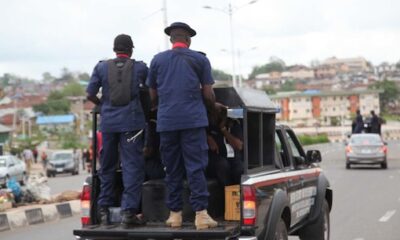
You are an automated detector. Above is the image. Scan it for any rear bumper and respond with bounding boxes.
[74,222,240,240]
[347,156,386,164]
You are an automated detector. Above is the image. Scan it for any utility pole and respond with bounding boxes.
[162,0,169,50]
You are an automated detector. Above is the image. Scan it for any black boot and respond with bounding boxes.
[98,207,110,226]
[121,210,146,228]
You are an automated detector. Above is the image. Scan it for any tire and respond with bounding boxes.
[274,218,288,240]
[299,200,330,240]
[47,171,51,178]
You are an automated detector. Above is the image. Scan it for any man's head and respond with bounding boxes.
[113,34,134,56]
[164,22,196,46]
[356,109,360,115]
[371,110,375,115]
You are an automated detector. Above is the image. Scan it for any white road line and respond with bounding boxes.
[389,175,394,179]
[379,210,396,222]
[353,238,365,240]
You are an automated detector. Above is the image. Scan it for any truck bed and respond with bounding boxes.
[74,221,240,240]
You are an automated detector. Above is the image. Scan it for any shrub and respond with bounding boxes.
[297,134,330,146]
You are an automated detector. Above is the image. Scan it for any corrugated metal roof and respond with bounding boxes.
[36,115,75,125]
[0,124,12,133]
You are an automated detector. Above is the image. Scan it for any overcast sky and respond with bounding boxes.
[1,0,399,80]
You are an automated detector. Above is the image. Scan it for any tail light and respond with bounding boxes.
[242,185,256,226]
[379,146,388,154]
[345,146,352,153]
[81,184,91,226]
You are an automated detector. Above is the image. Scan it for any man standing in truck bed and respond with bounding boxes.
[146,22,217,230]
[86,34,148,228]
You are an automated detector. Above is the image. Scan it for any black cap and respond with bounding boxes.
[113,34,134,52]
[164,22,196,37]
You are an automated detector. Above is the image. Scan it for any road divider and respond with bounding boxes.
[0,200,80,232]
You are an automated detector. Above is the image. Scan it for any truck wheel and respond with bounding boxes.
[274,218,288,240]
[299,200,330,240]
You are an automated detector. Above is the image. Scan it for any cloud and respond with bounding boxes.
[0,0,399,79]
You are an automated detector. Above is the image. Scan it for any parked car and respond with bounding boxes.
[0,155,27,187]
[47,150,79,177]
[345,133,388,169]
[74,87,332,240]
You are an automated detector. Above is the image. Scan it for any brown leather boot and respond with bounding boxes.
[165,211,182,228]
[195,210,218,230]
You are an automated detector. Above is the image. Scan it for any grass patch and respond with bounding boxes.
[298,134,330,146]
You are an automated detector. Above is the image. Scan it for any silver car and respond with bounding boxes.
[0,155,27,186]
[46,151,79,177]
[345,133,387,169]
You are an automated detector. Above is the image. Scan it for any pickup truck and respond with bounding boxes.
[73,87,332,240]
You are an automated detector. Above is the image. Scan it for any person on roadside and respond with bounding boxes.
[82,148,88,171]
[146,22,217,230]
[22,148,33,175]
[86,34,148,228]
[41,151,48,170]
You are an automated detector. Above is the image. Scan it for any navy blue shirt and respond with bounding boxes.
[87,58,148,133]
[146,47,214,132]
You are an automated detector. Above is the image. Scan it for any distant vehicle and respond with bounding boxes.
[0,155,27,187]
[47,150,79,177]
[345,134,387,169]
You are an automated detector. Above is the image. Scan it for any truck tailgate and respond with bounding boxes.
[74,222,240,240]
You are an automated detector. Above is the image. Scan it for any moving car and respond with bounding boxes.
[74,87,332,240]
[0,155,27,187]
[345,133,387,169]
[46,150,79,177]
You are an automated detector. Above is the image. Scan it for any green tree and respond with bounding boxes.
[280,80,296,92]
[42,72,55,83]
[58,67,75,82]
[248,60,286,80]
[263,86,276,95]
[369,79,399,112]
[63,82,85,96]
[78,72,90,81]
[211,69,232,81]
[33,90,71,115]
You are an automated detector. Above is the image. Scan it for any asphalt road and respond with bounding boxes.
[2,141,400,240]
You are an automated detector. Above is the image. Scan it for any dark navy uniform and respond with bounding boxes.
[87,57,148,213]
[146,45,214,212]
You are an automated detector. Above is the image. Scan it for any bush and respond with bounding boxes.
[298,134,330,146]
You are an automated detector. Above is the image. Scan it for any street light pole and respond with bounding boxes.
[228,3,237,88]
[203,0,258,88]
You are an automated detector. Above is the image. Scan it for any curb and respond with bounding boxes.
[0,200,80,232]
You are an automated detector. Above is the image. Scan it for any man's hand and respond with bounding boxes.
[207,135,219,154]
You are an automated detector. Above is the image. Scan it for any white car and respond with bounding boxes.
[0,155,27,187]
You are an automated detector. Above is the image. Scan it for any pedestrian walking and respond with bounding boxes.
[146,22,217,230]
[82,148,88,170]
[22,148,33,175]
[86,34,148,228]
[41,151,48,170]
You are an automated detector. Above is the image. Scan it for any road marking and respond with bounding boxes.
[389,175,394,179]
[379,210,396,222]
[353,238,365,240]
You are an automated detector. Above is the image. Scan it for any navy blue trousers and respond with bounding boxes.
[160,127,209,212]
[97,131,144,213]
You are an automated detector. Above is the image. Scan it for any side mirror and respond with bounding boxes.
[294,156,305,165]
[306,150,322,163]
